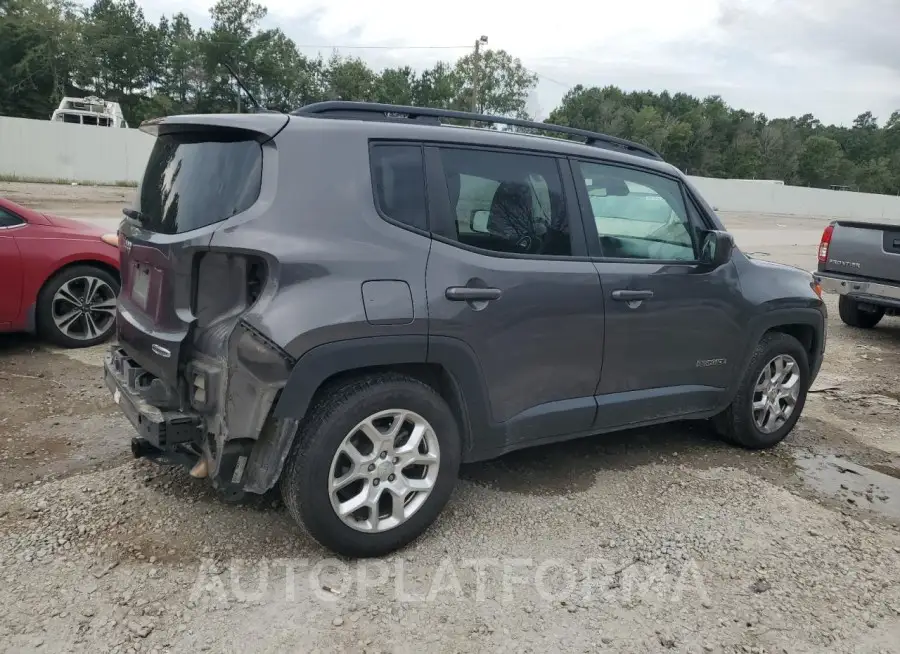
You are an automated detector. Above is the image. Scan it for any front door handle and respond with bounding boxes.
[445,287,502,302]
[611,289,654,301]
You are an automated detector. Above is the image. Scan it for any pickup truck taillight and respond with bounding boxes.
[818,224,834,263]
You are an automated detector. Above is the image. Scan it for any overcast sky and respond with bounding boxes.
[139,0,900,126]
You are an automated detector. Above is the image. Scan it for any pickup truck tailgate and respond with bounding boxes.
[820,221,900,283]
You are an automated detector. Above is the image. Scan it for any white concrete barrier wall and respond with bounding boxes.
[2,116,900,222]
[0,116,154,185]
[688,176,900,223]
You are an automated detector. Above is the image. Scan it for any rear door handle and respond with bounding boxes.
[445,287,502,301]
[611,289,654,301]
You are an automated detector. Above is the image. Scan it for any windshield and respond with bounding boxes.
[133,132,263,234]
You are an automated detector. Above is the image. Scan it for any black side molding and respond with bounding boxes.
[273,335,428,420]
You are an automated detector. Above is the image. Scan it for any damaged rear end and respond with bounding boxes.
[104,112,294,496]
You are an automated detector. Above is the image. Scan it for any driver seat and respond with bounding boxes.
[486,181,534,248]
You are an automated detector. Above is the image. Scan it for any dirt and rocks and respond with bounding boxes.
[1,181,134,223]
[2,182,900,653]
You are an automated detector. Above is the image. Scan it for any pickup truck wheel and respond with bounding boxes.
[713,332,809,449]
[838,296,884,329]
[280,373,461,558]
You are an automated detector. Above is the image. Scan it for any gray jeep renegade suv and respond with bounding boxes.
[105,101,826,557]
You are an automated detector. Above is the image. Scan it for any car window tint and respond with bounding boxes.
[439,148,571,257]
[370,144,428,231]
[0,208,24,227]
[133,132,263,235]
[577,161,696,261]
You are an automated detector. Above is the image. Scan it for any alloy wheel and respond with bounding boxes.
[328,409,441,533]
[752,354,801,434]
[51,276,117,341]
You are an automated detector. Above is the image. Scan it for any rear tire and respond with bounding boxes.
[838,296,884,329]
[37,265,119,348]
[713,332,809,449]
[280,373,461,558]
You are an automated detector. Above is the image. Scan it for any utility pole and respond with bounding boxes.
[471,35,488,122]
[235,63,241,113]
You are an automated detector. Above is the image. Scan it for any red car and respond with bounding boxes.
[0,197,120,348]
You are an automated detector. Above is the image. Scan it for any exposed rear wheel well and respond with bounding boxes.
[305,363,471,452]
[764,323,816,362]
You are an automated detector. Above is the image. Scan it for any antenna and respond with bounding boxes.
[222,62,262,113]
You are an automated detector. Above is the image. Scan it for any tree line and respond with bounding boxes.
[3,0,900,193]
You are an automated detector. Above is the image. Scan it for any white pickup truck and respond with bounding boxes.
[814,220,900,328]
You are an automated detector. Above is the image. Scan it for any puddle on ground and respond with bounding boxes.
[793,453,900,520]
[868,463,900,480]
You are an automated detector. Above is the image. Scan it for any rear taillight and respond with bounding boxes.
[191,370,208,407]
[818,224,834,263]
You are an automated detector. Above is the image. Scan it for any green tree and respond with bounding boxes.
[0,0,83,119]
[660,119,694,170]
[798,136,844,187]
[374,67,417,105]
[759,121,801,182]
[76,0,152,104]
[198,0,267,113]
[246,30,322,111]
[453,48,537,118]
[546,86,635,140]
[325,53,376,101]
[413,62,459,109]
[855,157,895,194]
[158,13,200,112]
[630,106,667,152]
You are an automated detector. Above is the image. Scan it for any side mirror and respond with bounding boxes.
[470,209,490,233]
[700,230,734,268]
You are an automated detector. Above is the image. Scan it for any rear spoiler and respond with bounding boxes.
[139,113,290,140]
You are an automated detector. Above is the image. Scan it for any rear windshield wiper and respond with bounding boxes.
[122,207,148,223]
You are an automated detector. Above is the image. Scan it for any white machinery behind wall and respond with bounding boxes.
[50,96,128,128]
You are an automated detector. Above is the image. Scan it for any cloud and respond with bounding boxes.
[716,0,900,72]
[706,0,900,123]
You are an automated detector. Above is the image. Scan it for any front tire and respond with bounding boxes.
[37,265,119,348]
[280,373,461,558]
[714,332,809,449]
[838,296,884,329]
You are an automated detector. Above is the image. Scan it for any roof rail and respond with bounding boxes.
[291,101,663,160]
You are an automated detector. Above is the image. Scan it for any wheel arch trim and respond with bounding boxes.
[727,307,825,403]
[271,334,494,452]
[273,335,430,420]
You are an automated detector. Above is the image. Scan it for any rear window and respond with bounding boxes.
[134,132,263,234]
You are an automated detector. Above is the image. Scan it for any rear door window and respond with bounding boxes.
[133,132,263,234]
[437,147,572,257]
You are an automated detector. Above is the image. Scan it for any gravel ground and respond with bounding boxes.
[2,182,900,654]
